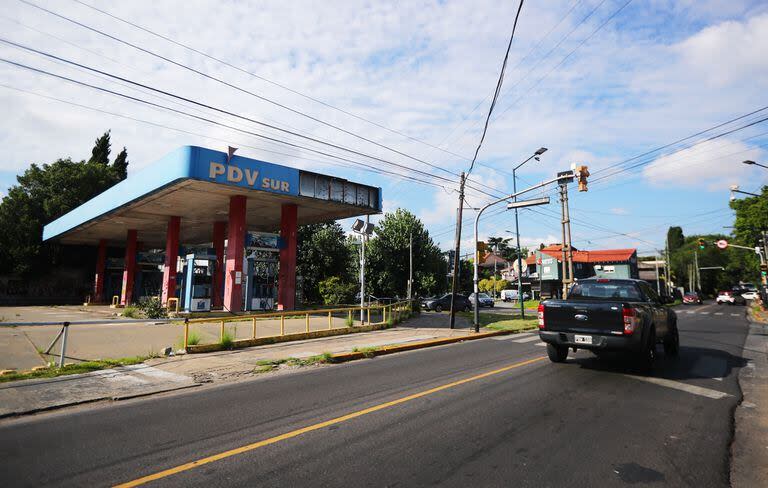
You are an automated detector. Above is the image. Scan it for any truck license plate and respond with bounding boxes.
[575,335,592,345]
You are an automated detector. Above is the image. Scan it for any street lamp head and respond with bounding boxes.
[730,184,739,191]
[535,147,548,156]
[742,160,756,165]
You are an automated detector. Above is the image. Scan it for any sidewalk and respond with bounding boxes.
[731,306,768,487]
[0,313,498,417]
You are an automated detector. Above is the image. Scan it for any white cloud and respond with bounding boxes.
[642,137,764,189]
[674,13,768,88]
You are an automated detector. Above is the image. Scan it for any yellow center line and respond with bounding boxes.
[114,355,546,487]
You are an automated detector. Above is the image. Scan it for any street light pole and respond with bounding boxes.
[473,173,563,331]
[743,160,768,170]
[512,147,547,318]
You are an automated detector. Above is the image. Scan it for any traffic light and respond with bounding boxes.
[575,165,590,192]
[477,242,488,264]
[698,238,706,250]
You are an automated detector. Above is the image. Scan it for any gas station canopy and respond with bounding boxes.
[43,146,382,247]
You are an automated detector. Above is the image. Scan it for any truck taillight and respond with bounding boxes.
[538,303,545,329]
[622,306,638,335]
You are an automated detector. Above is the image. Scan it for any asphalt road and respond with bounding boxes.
[0,302,749,487]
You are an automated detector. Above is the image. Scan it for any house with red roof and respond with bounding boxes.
[532,244,638,298]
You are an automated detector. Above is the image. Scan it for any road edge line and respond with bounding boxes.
[330,327,539,362]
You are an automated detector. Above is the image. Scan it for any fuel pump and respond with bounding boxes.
[133,251,164,301]
[243,232,280,311]
[180,250,216,312]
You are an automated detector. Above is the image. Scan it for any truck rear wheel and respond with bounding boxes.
[639,327,657,372]
[663,324,680,356]
[546,344,568,363]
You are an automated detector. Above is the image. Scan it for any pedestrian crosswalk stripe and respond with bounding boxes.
[686,311,695,314]
[513,335,542,343]
[714,312,723,316]
[700,312,709,315]
[535,342,547,347]
[730,313,740,317]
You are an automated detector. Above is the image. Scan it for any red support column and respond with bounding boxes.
[93,239,107,303]
[278,203,298,311]
[121,229,138,306]
[212,221,226,309]
[223,196,247,312]
[161,216,181,305]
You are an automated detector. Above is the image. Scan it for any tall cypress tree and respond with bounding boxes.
[89,130,111,166]
[112,147,129,181]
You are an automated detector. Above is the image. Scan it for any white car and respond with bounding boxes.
[716,291,736,304]
[741,291,759,301]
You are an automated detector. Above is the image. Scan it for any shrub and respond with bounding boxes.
[187,332,201,345]
[318,276,356,305]
[122,306,140,318]
[220,332,234,349]
[137,296,168,319]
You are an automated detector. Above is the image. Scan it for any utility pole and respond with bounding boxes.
[492,244,498,300]
[694,250,700,291]
[654,256,660,295]
[449,172,466,329]
[665,238,672,296]
[408,230,413,300]
[559,182,574,298]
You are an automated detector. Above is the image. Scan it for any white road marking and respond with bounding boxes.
[491,332,534,341]
[685,311,695,314]
[731,313,740,317]
[535,342,547,347]
[512,335,542,344]
[123,364,191,382]
[714,312,723,316]
[622,375,730,399]
[699,312,710,315]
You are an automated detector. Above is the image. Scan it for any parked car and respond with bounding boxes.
[421,293,472,312]
[716,290,746,305]
[468,292,495,308]
[741,290,759,301]
[500,289,530,302]
[682,292,702,305]
[537,278,678,367]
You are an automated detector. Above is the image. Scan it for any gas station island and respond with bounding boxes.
[42,146,381,313]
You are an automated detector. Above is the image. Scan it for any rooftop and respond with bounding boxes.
[42,146,381,247]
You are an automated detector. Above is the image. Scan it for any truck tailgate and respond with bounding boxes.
[543,300,625,334]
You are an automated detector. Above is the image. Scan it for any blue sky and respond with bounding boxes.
[1,0,767,257]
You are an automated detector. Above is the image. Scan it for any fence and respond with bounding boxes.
[182,300,414,350]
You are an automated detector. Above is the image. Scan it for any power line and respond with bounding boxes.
[0,40,473,189]
[0,56,462,192]
[67,0,488,168]
[19,0,473,183]
[0,82,451,190]
[466,0,525,176]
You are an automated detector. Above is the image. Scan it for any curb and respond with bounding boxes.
[329,327,539,363]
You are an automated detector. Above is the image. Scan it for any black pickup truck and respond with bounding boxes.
[538,278,679,367]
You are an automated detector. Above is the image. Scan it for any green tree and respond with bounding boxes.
[0,135,127,275]
[667,226,685,252]
[318,276,356,305]
[296,222,355,304]
[365,209,447,298]
[89,130,111,165]
[730,185,768,249]
[112,147,129,181]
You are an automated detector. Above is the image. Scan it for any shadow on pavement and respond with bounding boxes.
[398,312,473,329]
[568,345,748,380]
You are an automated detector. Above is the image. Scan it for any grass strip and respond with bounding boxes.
[0,356,151,384]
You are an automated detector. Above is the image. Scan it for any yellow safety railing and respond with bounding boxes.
[181,300,414,349]
[166,297,180,313]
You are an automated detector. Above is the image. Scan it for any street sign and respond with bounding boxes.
[716,239,728,249]
[507,196,550,210]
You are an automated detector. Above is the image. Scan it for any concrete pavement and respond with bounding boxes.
[0,304,751,487]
